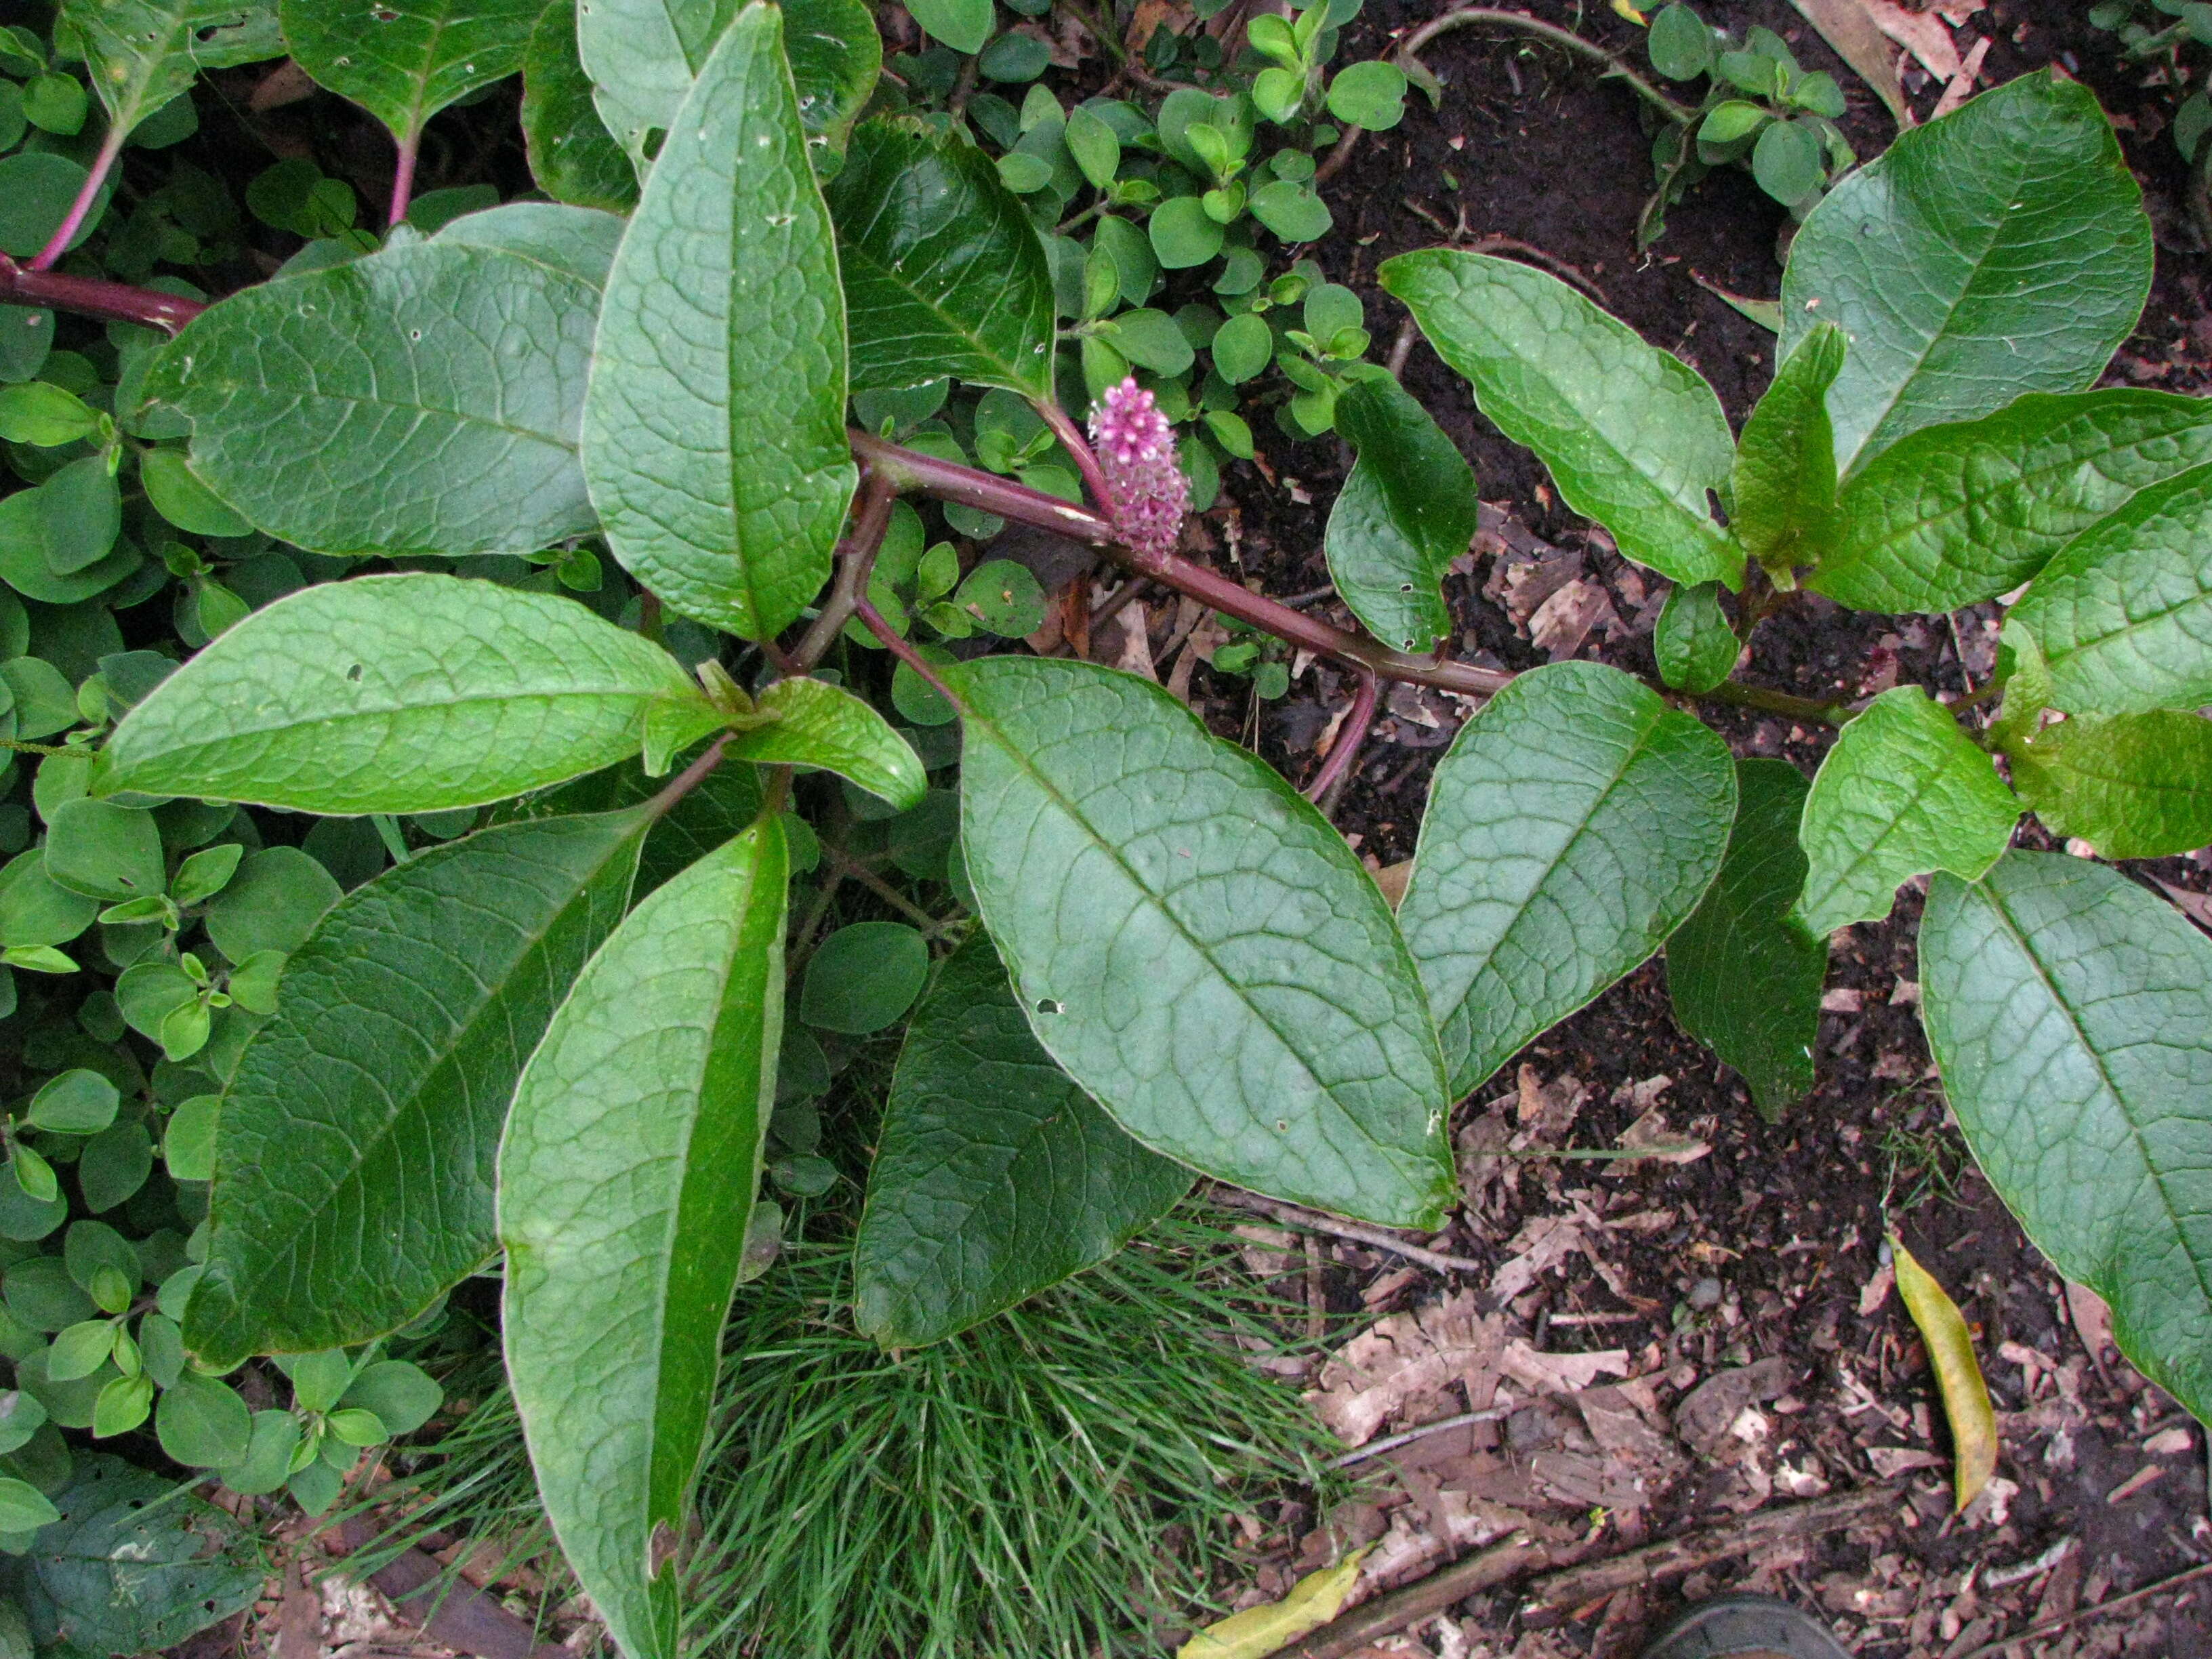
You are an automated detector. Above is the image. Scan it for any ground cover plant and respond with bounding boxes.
[1,0,2211,1654]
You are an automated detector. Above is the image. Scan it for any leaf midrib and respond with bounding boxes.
[1832,106,2053,476]
[1435,696,1677,1089]
[202,817,647,1354]
[968,700,1437,1171]
[1981,876,2212,1324]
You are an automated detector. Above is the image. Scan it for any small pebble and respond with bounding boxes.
[1689,1276,1725,1311]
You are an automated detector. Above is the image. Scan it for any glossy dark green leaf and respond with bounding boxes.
[581,4,855,640]
[724,676,924,811]
[1398,661,1736,1099]
[1667,759,1824,1117]
[1654,580,1738,694]
[854,930,1190,1347]
[142,239,601,557]
[2009,710,2212,859]
[1814,391,2212,614]
[280,0,539,145]
[1381,249,1739,588]
[1324,374,1478,655]
[1780,73,2152,474]
[1921,852,2212,1423]
[65,0,283,141]
[951,656,1454,1227]
[1793,686,2019,936]
[826,120,1056,398]
[2007,464,2212,717]
[523,0,638,211]
[578,0,878,168]
[182,806,652,1366]
[1732,322,1842,574]
[501,817,786,1659]
[96,574,710,813]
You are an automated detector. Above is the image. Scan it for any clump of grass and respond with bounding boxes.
[367,1211,1338,1659]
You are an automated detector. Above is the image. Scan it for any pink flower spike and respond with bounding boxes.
[1086,376,1189,558]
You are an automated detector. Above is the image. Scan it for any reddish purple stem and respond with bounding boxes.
[388,136,420,230]
[855,596,964,712]
[1303,670,1379,806]
[28,125,125,272]
[0,255,206,334]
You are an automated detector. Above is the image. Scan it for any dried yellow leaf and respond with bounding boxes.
[1611,0,1650,21]
[1891,1235,1997,1511]
[1178,1549,1368,1659]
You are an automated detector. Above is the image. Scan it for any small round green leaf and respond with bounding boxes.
[1148,195,1225,269]
[27,1069,119,1134]
[1752,117,1825,205]
[339,1359,442,1437]
[203,846,340,962]
[1647,3,1715,80]
[800,921,929,1034]
[43,799,165,903]
[1325,60,1406,130]
[139,451,252,538]
[155,1372,252,1468]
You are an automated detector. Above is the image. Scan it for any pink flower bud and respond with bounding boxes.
[1086,376,1189,558]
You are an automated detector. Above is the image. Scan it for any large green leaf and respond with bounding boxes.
[2007,464,2212,718]
[1324,374,1479,654]
[1921,852,2212,1422]
[1780,73,2151,476]
[726,676,924,811]
[1793,686,2018,936]
[1379,249,1739,589]
[2009,710,2212,860]
[18,1456,263,1654]
[581,4,856,642]
[426,199,624,289]
[1666,758,1825,1118]
[523,0,638,212]
[180,807,653,1368]
[141,239,601,557]
[1397,661,1736,1100]
[1814,392,2212,614]
[1731,323,1843,575]
[501,817,786,1659]
[853,930,1191,1348]
[577,0,878,169]
[824,120,1056,399]
[279,0,539,147]
[63,0,283,140]
[950,657,1454,1227]
[95,573,712,813]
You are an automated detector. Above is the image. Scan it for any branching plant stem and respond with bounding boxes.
[1395,6,1700,126]
[790,467,899,673]
[30,125,127,272]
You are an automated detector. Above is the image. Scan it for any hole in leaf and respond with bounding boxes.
[1036,998,1063,1015]
[346,663,365,681]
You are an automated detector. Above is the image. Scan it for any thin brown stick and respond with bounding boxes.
[1313,123,1364,186]
[1287,1539,1559,1659]
[1208,1187,1487,1274]
[1088,577,1151,632]
[1952,1558,2212,1659]
[855,594,963,710]
[1395,7,1698,125]
[821,844,942,930]
[1330,1406,1513,1469]
[1516,1485,1897,1621]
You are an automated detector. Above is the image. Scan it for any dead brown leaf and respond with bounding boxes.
[1497,1340,1630,1395]
[1309,1292,1509,1447]
[1528,577,1616,661]
[1788,0,1911,124]
[1673,1355,1793,1459]
[1490,1214,1591,1303]
[1853,0,1963,79]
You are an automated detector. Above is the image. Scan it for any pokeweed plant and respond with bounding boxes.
[1,3,2209,1654]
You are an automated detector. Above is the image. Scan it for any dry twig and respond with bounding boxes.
[1208,1187,1488,1274]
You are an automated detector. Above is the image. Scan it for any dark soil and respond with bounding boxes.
[1166,3,2212,1654]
